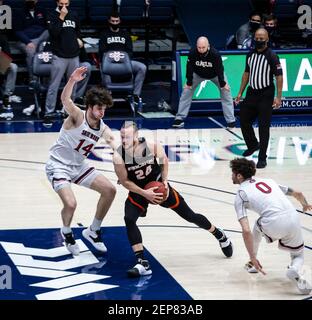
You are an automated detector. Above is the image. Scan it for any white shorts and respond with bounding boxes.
[255,212,304,253]
[45,158,101,192]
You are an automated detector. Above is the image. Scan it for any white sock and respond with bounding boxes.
[290,251,304,274]
[62,226,72,235]
[91,218,102,232]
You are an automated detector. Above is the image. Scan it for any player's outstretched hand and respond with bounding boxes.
[303,204,312,212]
[70,66,88,83]
[251,257,266,275]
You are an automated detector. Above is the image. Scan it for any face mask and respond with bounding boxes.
[265,26,275,35]
[249,21,260,32]
[109,22,120,31]
[254,40,267,49]
[26,1,35,10]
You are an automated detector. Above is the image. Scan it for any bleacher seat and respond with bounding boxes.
[101,51,136,116]
[88,0,114,24]
[120,0,144,24]
[149,0,175,24]
[272,0,303,45]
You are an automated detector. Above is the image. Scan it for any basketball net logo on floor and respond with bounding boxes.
[0,239,118,300]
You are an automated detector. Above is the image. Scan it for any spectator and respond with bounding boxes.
[14,0,49,84]
[99,11,147,103]
[172,36,236,129]
[236,12,262,49]
[0,34,20,121]
[75,41,92,105]
[44,0,81,122]
[264,14,281,48]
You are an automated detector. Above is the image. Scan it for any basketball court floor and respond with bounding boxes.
[0,115,311,300]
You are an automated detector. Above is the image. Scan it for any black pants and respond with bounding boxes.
[240,86,275,160]
[124,185,212,246]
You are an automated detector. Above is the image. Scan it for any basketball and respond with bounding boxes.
[144,181,167,204]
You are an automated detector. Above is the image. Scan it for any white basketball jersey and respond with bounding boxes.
[49,112,107,166]
[235,177,295,221]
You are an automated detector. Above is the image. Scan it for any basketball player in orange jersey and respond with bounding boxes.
[45,66,116,256]
[231,158,312,294]
[113,121,233,277]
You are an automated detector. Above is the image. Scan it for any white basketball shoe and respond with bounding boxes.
[82,227,107,253]
[60,230,80,256]
[127,259,152,278]
[244,261,259,273]
[287,266,312,295]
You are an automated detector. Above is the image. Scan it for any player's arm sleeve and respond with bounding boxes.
[234,190,248,220]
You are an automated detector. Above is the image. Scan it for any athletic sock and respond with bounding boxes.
[62,226,72,235]
[135,250,145,262]
[91,217,103,232]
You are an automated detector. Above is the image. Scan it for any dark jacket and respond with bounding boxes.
[0,34,11,56]
[99,28,133,59]
[47,9,80,58]
[186,47,226,87]
[14,5,47,45]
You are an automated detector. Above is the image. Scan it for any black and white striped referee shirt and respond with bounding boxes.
[245,47,283,90]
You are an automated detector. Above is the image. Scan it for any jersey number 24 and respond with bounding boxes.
[135,165,152,180]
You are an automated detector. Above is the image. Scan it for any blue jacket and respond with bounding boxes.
[14,5,47,45]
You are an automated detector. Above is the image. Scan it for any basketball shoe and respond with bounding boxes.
[82,227,107,253]
[61,230,80,256]
[286,266,312,295]
[218,229,233,258]
[244,261,259,273]
[127,259,152,277]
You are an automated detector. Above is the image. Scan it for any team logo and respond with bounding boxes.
[109,51,125,62]
[38,52,53,63]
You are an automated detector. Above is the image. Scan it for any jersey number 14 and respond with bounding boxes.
[74,139,94,156]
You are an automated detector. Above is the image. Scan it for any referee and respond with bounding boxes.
[235,28,283,169]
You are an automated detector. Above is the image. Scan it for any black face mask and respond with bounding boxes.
[265,26,275,35]
[109,22,120,31]
[199,50,209,57]
[249,21,261,32]
[254,40,267,50]
[26,1,36,10]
